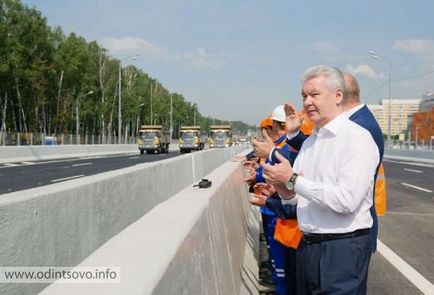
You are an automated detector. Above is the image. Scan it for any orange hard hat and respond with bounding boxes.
[259,116,273,128]
[299,112,314,135]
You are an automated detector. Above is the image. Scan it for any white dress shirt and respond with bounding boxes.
[286,112,379,234]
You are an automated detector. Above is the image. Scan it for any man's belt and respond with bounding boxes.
[302,228,370,244]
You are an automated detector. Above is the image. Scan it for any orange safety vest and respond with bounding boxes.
[375,163,387,216]
[273,135,302,249]
[274,219,302,249]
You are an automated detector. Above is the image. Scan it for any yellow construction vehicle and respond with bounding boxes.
[137,125,170,154]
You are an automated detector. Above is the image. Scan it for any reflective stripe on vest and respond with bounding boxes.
[375,163,387,216]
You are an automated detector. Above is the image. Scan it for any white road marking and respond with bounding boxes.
[0,153,136,169]
[21,161,35,165]
[51,175,85,183]
[71,162,92,167]
[404,168,423,173]
[128,157,139,159]
[378,240,434,294]
[401,182,433,193]
[79,155,101,159]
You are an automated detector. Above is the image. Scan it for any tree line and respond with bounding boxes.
[0,0,254,140]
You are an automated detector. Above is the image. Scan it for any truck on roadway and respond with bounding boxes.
[178,126,205,153]
[137,125,170,154]
[208,125,233,148]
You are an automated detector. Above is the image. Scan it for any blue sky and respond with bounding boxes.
[22,0,434,125]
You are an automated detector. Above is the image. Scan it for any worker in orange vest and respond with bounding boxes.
[251,105,299,295]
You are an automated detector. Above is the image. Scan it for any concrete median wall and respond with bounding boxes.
[0,146,247,295]
[384,148,434,164]
[40,155,260,295]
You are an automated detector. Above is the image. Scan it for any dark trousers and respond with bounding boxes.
[296,233,371,295]
[283,246,297,295]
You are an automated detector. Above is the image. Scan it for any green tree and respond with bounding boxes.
[0,0,253,142]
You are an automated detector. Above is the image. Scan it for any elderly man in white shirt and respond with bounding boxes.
[263,65,379,295]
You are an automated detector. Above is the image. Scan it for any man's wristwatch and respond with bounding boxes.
[286,173,298,190]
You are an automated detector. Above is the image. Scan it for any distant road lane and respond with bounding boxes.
[368,159,434,294]
[0,152,181,195]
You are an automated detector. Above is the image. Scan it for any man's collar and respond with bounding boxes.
[313,112,348,136]
[345,103,364,117]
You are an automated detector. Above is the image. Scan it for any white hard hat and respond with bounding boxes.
[271,105,285,122]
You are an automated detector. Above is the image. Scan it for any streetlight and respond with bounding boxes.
[119,52,140,144]
[170,93,173,140]
[76,90,94,144]
[150,83,153,124]
[369,50,392,147]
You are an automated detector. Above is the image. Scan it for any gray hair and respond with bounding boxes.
[301,65,345,92]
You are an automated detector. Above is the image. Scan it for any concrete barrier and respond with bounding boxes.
[40,155,260,295]
[190,146,240,182]
[0,145,138,164]
[0,146,248,295]
[384,148,434,164]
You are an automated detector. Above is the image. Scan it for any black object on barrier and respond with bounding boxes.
[193,179,212,189]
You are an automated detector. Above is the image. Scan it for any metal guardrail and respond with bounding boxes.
[0,132,136,146]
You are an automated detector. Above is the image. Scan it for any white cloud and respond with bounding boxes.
[345,64,384,80]
[101,37,225,71]
[101,37,181,62]
[313,41,339,54]
[185,48,226,71]
[393,39,434,54]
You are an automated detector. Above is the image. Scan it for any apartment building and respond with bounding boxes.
[367,99,422,136]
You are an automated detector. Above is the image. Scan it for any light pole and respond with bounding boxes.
[150,84,153,124]
[136,103,145,137]
[369,50,392,147]
[119,52,140,144]
[170,93,173,140]
[76,90,94,144]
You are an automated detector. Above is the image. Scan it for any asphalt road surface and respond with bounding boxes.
[368,158,434,294]
[0,151,181,195]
